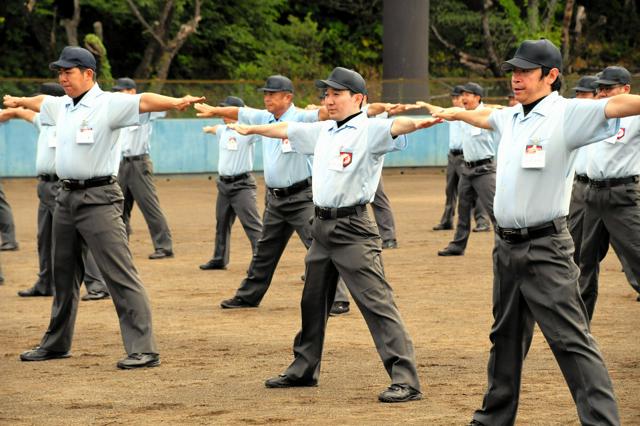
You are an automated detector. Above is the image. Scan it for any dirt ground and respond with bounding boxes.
[0,169,638,425]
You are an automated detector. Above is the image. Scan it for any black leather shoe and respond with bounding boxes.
[330,301,350,316]
[473,224,491,232]
[438,247,464,256]
[220,296,256,309]
[199,259,226,270]
[81,290,110,301]
[18,286,52,297]
[20,347,71,362]
[148,249,174,260]
[0,241,19,251]
[265,374,317,388]
[432,223,453,231]
[382,239,398,249]
[468,420,485,426]
[378,384,422,403]
[637,295,640,302]
[117,353,160,369]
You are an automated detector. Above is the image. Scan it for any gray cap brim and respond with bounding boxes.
[572,86,595,92]
[315,79,350,91]
[111,85,128,91]
[593,78,620,86]
[49,60,78,70]
[257,87,292,93]
[501,57,541,72]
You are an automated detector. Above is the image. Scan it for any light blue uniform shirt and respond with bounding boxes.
[287,112,407,208]
[216,125,259,176]
[488,91,618,228]
[448,121,463,150]
[586,115,640,179]
[573,146,589,176]
[120,111,165,157]
[40,84,141,180]
[32,114,57,175]
[238,104,318,188]
[460,106,497,162]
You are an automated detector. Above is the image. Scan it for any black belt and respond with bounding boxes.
[449,149,463,156]
[589,175,638,188]
[575,174,589,183]
[496,218,563,244]
[61,176,116,191]
[122,154,149,162]
[38,173,59,182]
[268,178,311,198]
[315,204,367,220]
[219,172,250,184]
[465,157,493,168]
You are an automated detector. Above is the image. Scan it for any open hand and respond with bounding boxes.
[176,95,206,111]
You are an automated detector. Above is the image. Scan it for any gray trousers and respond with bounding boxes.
[568,177,589,264]
[34,180,107,295]
[437,152,490,228]
[473,221,619,426]
[0,181,17,244]
[446,162,496,252]
[282,209,420,390]
[234,185,349,305]
[39,183,157,355]
[118,155,172,252]
[212,174,263,266]
[579,180,640,320]
[371,178,396,242]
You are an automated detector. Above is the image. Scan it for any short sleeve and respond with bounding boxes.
[32,113,42,131]
[564,98,619,150]
[287,122,324,155]
[368,118,407,155]
[39,95,64,126]
[238,107,269,125]
[297,108,320,123]
[107,93,141,129]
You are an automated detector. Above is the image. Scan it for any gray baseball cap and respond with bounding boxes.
[461,82,484,97]
[572,76,598,93]
[258,75,294,93]
[594,66,631,86]
[111,77,137,91]
[49,46,97,71]
[218,96,245,107]
[450,85,465,96]
[501,39,562,72]
[316,67,367,94]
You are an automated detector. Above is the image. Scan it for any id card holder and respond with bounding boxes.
[226,137,238,151]
[280,138,292,153]
[521,144,545,169]
[76,120,94,144]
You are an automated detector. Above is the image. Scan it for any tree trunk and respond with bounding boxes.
[61,0,81,46]
[481,0,503,77]
[528,0,539,33]
[561,0,575,73]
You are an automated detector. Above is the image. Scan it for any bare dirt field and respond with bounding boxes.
[0,169,638,425]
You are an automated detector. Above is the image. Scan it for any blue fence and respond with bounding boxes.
[0,117,450,177]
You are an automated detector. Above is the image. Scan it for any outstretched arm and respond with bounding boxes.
[605,94,640,119]
[3,94,47,112]
[194,103,240,120]
[0,107,37,123]
[390,117,443,137]
[139,93,205,113]
[227,122,289,139]
[432,107,493,130]
[203,124,220,135]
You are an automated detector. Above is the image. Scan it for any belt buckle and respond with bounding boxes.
[499,228,519,243]
[273,188,285,197]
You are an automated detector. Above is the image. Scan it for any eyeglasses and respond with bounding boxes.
[596,85,624,94]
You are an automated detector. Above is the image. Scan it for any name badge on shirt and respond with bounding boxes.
[226,137,238,151]
[76,120,94,144]
[521,143,545,169]
[604,127,626,144]
[329,149,353,171]
[280,138,292,153]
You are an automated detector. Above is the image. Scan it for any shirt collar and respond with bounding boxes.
[268,103,296,123]
[513,91,559,120]
[64,83,103,109]
[328,110,367,132]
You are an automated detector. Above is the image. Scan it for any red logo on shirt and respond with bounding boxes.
[616,128,626,140]
[340,151,353,167]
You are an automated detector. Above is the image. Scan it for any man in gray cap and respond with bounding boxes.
[0,83,109,300]
[4,46,203,368]
[228,66,442,403]
[420,87,490,232]
[194,75,351,315]
[579,65,640,318]
[112,77,174,260]
[199,95,262,270]
[438,82,496,256]
[433,39,640,425]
